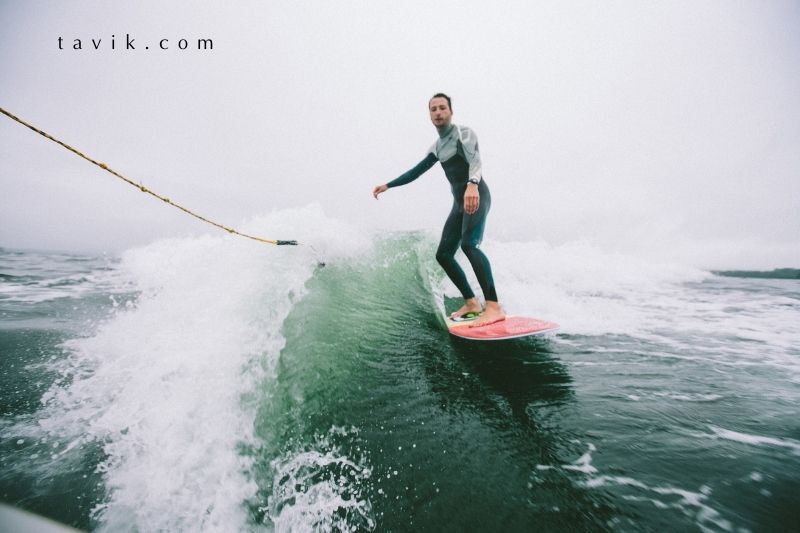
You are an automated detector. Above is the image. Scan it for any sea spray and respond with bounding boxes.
[11,206,371,531]
[2,211,797,531]
[267,427,375,533]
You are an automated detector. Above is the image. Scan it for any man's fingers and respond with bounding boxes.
[373,185,387,199]
[464,188,480,214]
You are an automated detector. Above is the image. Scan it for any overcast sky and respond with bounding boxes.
[1,1,798,269]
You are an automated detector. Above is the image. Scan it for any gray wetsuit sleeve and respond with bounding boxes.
[387,151,438,188]
[458,126,483,183]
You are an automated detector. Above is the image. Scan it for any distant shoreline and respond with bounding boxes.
[713,268,800,280]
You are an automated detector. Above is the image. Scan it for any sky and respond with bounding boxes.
[1,0,799,269]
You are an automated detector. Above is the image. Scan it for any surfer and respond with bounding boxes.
[373,93,505,328]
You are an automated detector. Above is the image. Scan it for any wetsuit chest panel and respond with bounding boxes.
[433,124,485,194]
[387,123,488,202]
[440,153,470,187]
[441,153,490,209]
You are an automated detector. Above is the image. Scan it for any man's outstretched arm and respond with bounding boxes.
[373,152,438,199]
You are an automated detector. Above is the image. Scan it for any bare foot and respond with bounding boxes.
[450,298,482,319]
[469,302,506,328]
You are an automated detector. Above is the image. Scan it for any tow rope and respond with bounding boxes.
[1,106,298,246]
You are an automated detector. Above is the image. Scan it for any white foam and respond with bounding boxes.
[21,205,370,532]
[427,237,800,380]
[654,392,723,403]
[267,427,374,533]
[543,445,736,532]
[467,239,709,336]
[0,257,128,304]
[562,443,598,474]
[619,391,724,403]
[748,471,763,482]
[706,426,800,456]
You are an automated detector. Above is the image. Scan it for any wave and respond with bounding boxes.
[4,205,797,530]
[9,206,369,531]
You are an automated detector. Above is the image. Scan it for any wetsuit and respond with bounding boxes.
[387,123,498,302]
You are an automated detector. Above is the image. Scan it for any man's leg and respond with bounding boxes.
[459,192,505,326]
[436,204,481,318]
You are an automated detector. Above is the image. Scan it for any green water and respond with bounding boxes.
[1,240,798,532]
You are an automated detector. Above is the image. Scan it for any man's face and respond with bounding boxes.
[429,97,452,128]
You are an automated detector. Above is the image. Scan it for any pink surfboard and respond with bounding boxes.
[445,315,559,341]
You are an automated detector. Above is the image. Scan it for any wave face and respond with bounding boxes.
[2,206,370,531]
[2,206,799,532]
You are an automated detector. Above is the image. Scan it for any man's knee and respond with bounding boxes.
[460,242,479,257]
[436,248,453,266]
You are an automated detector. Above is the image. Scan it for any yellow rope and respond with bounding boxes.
[0,106,297,246]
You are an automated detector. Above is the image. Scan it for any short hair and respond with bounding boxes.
[429,93,452,112]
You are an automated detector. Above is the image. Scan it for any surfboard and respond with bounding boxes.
[445,314,559,341]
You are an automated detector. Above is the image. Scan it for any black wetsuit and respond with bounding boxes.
[387,123,498,302]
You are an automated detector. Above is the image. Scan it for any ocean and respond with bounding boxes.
[1,206,798,532]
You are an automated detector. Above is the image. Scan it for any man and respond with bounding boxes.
[373,93,505,328]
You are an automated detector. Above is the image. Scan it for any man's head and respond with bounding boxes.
[429,93,453,130]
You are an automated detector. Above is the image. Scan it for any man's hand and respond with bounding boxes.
[373,184,388,199]
[464,183,480,214]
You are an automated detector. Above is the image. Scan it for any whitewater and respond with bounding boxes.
[1,205,798,532]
